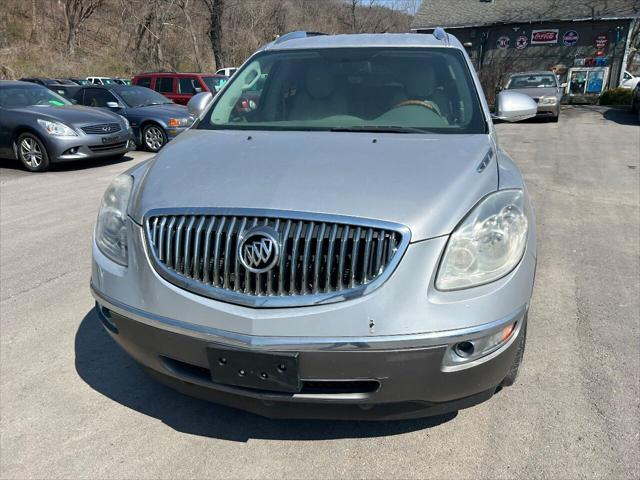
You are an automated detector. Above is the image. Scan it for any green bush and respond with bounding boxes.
[599,88,633,106]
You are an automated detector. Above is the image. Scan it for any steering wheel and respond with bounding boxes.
[394,99,443,117]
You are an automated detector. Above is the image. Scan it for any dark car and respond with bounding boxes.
[19,77,63,87]
[0,81,133,172]
[67,78,92,86]
[132,72,228,105]
[72,85,193,152]
[631,82,640,122]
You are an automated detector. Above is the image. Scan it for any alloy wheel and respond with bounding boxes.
[19,137,43,168]
[144,126,165,151]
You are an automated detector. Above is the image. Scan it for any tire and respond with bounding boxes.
[501,317,527,387]
[16,133,50,172]
[142,124,167,152]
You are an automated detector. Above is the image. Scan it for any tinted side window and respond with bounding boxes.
[178,77,197,94]
[137,77,152,88]
[83,89,117,107]
[155,77,174,93]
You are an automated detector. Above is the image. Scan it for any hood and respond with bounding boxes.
[11,105,123,126]
[507,87,559,98]
[131,130,498,241]
[129,103,188,118]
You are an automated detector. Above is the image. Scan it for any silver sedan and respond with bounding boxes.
[0,81,134,172]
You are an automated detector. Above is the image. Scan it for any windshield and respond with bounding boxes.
[202,76,229,92]
[114,86,173,107]
[198,47,486,134]
[507,74,557,89]
[0,85,71,108]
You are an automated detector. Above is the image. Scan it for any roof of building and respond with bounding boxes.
[262,32,463,51]
[412,0,640,30]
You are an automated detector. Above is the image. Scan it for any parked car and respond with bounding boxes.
[216,67,238,77]
[619,70,639,90]
[72,84,193,152]
[18,77,63,87]
[0,81,133,172]
[131,72,229,105]
[87,76,118,85]
[90,30,538,420]
[46,83,82,101]
[53,78,78,85]
[631,82,640,122]
[114,78,131,85]
[68,77,92,85]
[503,71,562,122]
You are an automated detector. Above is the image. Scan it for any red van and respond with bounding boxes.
[131,73,229,105]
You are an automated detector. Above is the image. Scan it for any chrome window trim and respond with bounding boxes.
[142,207,411,308]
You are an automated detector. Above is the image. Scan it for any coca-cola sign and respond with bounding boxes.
[531,29,559,44]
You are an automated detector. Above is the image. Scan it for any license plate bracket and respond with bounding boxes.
[101,135,120,145]
[207,344,301,393]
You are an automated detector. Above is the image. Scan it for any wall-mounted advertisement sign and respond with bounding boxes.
[497,36,510,49]
[531,29,559,44]
[563,30,579,46]
[515,36,528,49]
[594,33,608,50]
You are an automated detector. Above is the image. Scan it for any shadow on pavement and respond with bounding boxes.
[0,153,137,174]
[74,308,456,442]
[601,107,639,126]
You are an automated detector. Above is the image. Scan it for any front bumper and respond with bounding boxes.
[45,130,134,162]
[93,287,527,420]
[535,103,560,117]
[91,220,535,419]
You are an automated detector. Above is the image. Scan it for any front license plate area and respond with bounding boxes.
[101,135,120,145]
[207,345,301,393]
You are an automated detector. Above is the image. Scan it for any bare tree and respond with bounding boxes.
[62,0,104,54]
[177,0,203,71]
[202,0,224,70]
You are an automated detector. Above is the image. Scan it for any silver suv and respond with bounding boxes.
[91,30,538,420]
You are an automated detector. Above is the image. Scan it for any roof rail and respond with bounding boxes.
[433,27,450,46]
[273,31,327,45]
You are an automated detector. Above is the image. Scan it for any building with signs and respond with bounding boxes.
[411,0,639,99]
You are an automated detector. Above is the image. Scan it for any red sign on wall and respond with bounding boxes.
[531,29,559,44]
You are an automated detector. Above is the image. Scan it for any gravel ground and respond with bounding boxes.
[1,106,638,479]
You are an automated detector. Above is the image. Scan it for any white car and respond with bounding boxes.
[215,67,237,77]
[86,76,118,86]
[619,70,639,90]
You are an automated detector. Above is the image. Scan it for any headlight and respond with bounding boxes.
[119,115,130,129]
[167,117,191,127]
[436,190,529,290]
[37,119,77,136]
[539,97,557,105]
[95,174,133,266]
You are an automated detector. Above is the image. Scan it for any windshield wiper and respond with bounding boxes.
[330,126,428,134]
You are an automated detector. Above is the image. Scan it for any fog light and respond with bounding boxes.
[454,341,475,358]
[444,322,517,368]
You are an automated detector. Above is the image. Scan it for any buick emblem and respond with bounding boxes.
[238,226,280,273]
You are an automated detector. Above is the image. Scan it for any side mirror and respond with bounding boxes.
[194,87,203,94]
[106,101,122,109]
[187,91,213,117]
[492,91,537,123]
[560,82,568,88]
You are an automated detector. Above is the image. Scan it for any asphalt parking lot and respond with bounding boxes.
[1,106,638,479]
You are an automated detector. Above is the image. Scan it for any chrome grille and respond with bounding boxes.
[81,123,121,135]
[145,211,409,307]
